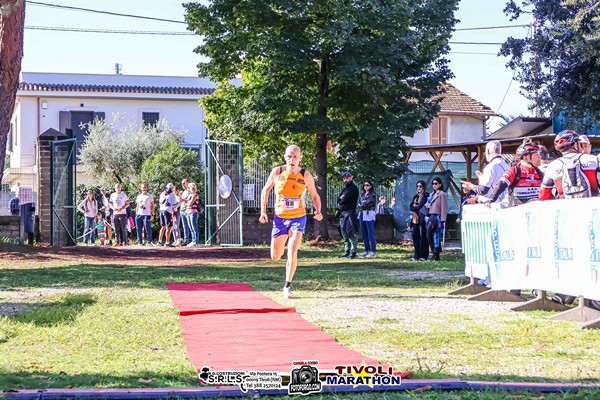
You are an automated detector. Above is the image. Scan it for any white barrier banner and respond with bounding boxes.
[488,199,600,301]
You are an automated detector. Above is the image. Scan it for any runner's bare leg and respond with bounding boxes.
[285,230,303,283]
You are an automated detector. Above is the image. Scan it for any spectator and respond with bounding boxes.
[172,186,182,246]
[538,145,550,174]
[95,213,106,245]
[77,189,99,245]
[337,172,359,259]
[357,180,377,258]
[424,177,448,261]
[463,140,509,205]
[158,183,177,247]
[376,196,388,214]
[185,182,202,247]
[9,193,19,216]
[135,183,154,246]
[578,135,592,155]
[99,187,114,245]
[180,179,191,246]
[480,142,544,206]
[109,183,130,247]
[409,180,429,261]
[540,130,599,201]
[389,197,395,212]
[540,130,600,305]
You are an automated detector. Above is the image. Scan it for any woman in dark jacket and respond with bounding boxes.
[357,180,377,258]
[409,180,429,261]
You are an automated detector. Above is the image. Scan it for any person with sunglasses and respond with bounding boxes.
[409,180,429,261]
[424,178,448,261]
[357,180,377,258]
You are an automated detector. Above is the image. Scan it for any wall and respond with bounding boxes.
[242,214,396,245]
[13,95,207,170]
[406,115,486,163]
[0,216,19,239]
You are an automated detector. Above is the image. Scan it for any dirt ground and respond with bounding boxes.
[0,244,270,266]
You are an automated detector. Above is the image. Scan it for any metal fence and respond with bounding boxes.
[242,160,396,213]
[0,167,38,216]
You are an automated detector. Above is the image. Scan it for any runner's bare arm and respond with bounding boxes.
[259,167,279,224]
[304,171,323,221]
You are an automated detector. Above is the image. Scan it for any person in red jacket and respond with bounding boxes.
[479,142,544,206]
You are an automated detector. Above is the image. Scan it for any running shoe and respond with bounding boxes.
[283,287,295,299]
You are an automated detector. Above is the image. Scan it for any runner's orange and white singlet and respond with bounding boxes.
[275,166,307,219]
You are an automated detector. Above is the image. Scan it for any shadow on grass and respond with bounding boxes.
[0,262,467,292]
[2,368,599,392]
[0,369,198,391]
[13,293,97,327]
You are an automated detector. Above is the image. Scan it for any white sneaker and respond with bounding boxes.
[366,252,375,258]
[283,287,295,299]
[186,242,197,247]
[358,252,369,258]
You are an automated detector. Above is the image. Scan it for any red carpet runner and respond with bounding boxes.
[168,283,411,376]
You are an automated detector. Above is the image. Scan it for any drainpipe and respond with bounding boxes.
[37,97,41,136]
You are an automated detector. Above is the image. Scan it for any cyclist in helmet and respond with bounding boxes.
[539,130,600,200]
[479,141,544,206]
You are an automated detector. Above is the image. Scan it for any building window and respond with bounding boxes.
[142,112,160,126]
[429,117,448,145]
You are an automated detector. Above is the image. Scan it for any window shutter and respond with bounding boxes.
[440,117,448,144]
[430,118,440,145]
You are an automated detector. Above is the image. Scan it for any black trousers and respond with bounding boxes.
[114,214,128,244]
[411,220,429,260]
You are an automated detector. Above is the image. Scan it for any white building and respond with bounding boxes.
[405,83,497,162]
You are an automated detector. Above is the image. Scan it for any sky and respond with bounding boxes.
[21,0,533,132]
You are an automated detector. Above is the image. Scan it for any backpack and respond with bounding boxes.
[560,154,591,199]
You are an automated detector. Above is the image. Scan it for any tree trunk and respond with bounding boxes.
[314,132,328,239]
[0,0,25,187]
[313,57,330,240]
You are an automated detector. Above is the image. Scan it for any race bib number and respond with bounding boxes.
[280,197,300,211]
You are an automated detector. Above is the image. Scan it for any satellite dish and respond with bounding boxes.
[218,175,233,199]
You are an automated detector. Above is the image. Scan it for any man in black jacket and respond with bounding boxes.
[337,172,359,258]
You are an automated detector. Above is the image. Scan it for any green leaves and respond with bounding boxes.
[501,0,600,130]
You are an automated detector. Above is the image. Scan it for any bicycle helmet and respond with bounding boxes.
[554,130,579,151]
[515,142,540,158]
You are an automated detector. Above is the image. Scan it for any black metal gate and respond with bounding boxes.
[50,138,77,246]
[204,140,243,246]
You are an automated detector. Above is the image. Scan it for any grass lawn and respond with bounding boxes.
[1,242,599,399]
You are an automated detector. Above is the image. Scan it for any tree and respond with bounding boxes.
[184,0,458,238]
[140,140,205,202]
[0,0,25,187]
[78,115,185,188]
[501,0,600,130]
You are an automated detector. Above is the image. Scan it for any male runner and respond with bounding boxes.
[259,145,323,299]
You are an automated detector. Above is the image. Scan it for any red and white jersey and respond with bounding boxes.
[539,152,600,200]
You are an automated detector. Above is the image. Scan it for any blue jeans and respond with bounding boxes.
[187,212,199,244]
[83,216,96,244]
[135,215,152,244]
[181,212,191,243]
[359,219,376,253]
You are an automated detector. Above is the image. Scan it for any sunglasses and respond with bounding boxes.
[432,182,440,185]
[416,185,423,188]
[364,184,371,187]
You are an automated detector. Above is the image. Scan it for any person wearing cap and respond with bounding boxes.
[337,171,359,259]
[99,187,113,245]
[259,145,323,299]
[158,183,178,247]
[109,183,130,246]
[578,135,592,155]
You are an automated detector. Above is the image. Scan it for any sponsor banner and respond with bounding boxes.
[487,198,600,300]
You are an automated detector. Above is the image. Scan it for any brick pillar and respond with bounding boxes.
[37,136,53,243]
